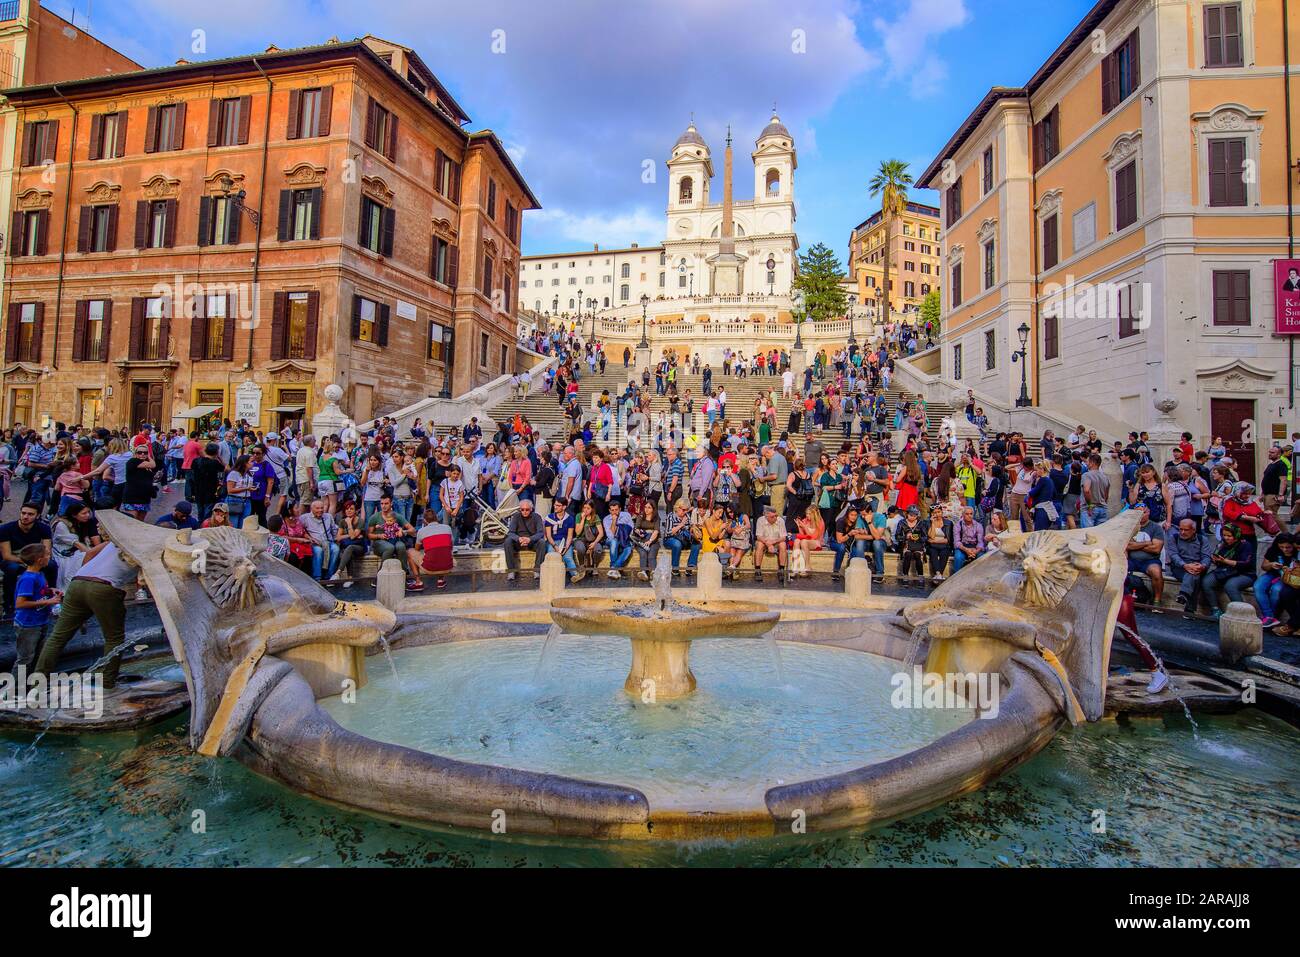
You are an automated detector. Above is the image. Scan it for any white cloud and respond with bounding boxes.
[873,0,970,98]
[529,207,663,252]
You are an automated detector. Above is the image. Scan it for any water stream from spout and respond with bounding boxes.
[532,624,562,685]
[375,634,402,691]
[21,641,137,756]
[765,634,786,688]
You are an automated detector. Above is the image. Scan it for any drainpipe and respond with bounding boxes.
[246,56,272,371]
[1027,96,1040,409]
[50,84,78,373]
[1285,0,1295,409]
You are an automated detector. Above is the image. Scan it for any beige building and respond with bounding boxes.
[848,201,941,319]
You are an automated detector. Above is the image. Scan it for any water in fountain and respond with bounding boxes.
[902,629,926,669]
[532,624,562,684]
[764,634,787,688]
[374,634,402,691]
[21,640,139,756]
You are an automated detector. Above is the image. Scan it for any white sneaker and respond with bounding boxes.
[1146,671,1169,694]
[607,569,620,579]
[507,572,517,582]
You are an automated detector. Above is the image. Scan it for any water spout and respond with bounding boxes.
[652,552,673,618]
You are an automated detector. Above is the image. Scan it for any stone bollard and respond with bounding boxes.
[1219,602,1262,664]
[376,558,406,611]
[844,557,872,606]
[696,551,723,601]
[539,551,567,601]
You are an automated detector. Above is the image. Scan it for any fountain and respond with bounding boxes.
[549,554,777,698]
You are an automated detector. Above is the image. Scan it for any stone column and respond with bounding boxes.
[1102,452,1124,518]
[539,551,567,601]
[790,346,807,379]
[844,557,872,606]
[1219,602,1262,664]
[376,558,406,611]
[696,551,723,601]
[311,383,355,440]
[635,345,652,375]
[1145,395,1182,472]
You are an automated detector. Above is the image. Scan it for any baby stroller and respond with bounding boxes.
[469,483,520,548]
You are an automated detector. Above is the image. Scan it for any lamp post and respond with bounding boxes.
[791,288,805,350]
[638,293,650,349]
[218,174,261,227]
[1012,321,1032,407]
[847,292,858,348]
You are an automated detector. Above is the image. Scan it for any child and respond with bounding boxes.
[14,542,61,674]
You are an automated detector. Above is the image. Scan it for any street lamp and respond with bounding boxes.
[847,292,858,348]
[1012,321,1032,407]
[766,255,776,297]
[638,293,650,349]
[791,288,805,350]
[217,174,261,227]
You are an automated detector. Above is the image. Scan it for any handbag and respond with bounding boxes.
[1261,510,1283,537]
[1282,564,1300,589]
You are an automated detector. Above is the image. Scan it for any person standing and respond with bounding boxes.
[32,539,132,690]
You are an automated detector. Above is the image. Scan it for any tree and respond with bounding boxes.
[793,243,848,321]
[867,159,914,329]
[920,288,941,335]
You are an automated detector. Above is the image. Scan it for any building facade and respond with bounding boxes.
[1,34,538,432]
[919,0,1300,482]
[847,200,941,318]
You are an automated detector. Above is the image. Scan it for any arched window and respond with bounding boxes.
[620,263,630,279]
[620,284,630,301]
[765,168,780,196]
[568,298,575,309]
[679,176,693,203]
[603,296,610,307]
[534,300,541,311]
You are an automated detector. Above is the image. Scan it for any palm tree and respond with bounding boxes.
[868,159,914,330]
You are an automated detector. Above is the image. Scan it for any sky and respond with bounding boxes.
[53,0,1101,263]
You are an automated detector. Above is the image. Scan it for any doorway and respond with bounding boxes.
[7,388,33,428]
[130,381,164,431]
[78,389,103,429]
[1210,397,1256,484]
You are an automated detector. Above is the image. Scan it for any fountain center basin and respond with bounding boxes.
[549,596,780,698]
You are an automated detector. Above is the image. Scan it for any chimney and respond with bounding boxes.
[631,243,639,249]
[593,244,599,251]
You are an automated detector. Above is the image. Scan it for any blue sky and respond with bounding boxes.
[52,0,1099,264]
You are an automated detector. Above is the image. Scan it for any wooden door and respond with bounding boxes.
[1210,397,1256,484]
[131,381,164,431]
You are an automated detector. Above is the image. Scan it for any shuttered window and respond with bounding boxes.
[1043,314,1059,360]
[144,103,186,153]
[207,96,252,148]
[1208,137,1247,207]
[1204,3,1243,68]
[189,293,235,361]
[21,120,57,167]
[364,98,398,162]
[1042,213,1059,270]
[1117,283,1141,339]
[287,87,332,139]
[358,197,394,256]
[434,150,462,202]
[1114,161,1138,230]
[10,210,49,257]
[982,146,993,194]
[135,199,176,249]
[270,291,319,360]
[73,299,112,362]
[6,302,43,363]
[351,295,389,346]
[945,176,962,226]
[77,204,118,253]
[951,263,963,308]
[88,111,127,161]
[1212,270,1251,326]
[1102,30,1140,114]
[277,188,322,241]
[1033,105,1059,170]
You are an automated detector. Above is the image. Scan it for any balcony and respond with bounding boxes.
[0,2,19,24]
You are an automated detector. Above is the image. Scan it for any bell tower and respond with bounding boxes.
[753,112,796,205]
[667,121,712,211]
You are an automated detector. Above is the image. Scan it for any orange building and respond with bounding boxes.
[847,201,941,319]
[1,33,538,432]
[919,0,1300,480]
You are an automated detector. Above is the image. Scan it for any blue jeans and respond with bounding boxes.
[393,497,413,525]
[225,496,251,528]
[666,535,700,569]
[1080,504,1108,528]
[831,538,866,573]
[953,548,980,572]
[311,541,340,579]
[1255,574,1283,619]
[609,542,632,570]
[548,542,577,572]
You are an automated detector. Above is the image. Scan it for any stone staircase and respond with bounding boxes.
[486,366,960,456]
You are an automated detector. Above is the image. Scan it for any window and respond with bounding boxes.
[88,111,127,161]
[620,284,630,302]
[678,273,687,289]
[904,261,915,272]
[435,150,462,201]
[277,188,322,241]
[358,197,394,256]
[953,344,963,380]
[288,87,332,139]
[982,146,994,193]
[1043,314,1059,360]
[351,296,389,346]
[1208,138,1247,207]
[145,103,185,153]
[6,302,42,362]
[428,321,449,362]
[482,252,494,296]
[73,299,110,362]
[271,291,319,360]
[984,330,996,371]
[921,284,931,296]
[486,179,497,220]
[568,277,576,285]
[134,199,176,250]
[129,296,169,361]
[679,177,693,203]
[1114,161,1138,230]
[190,293,233,361]
[620,263,631,279]
[1212,270,1251,326]
[983,240,996,289]
[904,241,915,252]
[430,237,459,287]
[77,204,118,253]
[1117,283,1142,339]
[479,332,489,367]
[1102,30,1140,114]
[945,176,963,226]
[1032,105,1060,172]
[504,273,513,309]
[198,195,241,247]
[921,262,932,275]
[10,209,49,257]
[365,98,398,161]
[499,343,508,373]
[505,202,519,244]
[904,281,915,298]
[921,244,931,254]
[208,96,251,147]
[951,263,963,307]
[21,120,57,167]
[1042,213,1059,270]
[1204,4,1243,68]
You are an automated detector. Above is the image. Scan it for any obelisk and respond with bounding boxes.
[707,125,745,295]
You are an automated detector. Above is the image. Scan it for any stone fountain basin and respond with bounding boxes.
[549,598,778,642]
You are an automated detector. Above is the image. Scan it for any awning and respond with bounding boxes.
[266,405,306,413]
[182,404,223,418]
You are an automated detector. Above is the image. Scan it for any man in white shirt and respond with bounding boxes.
[294,435,318,505]
[263,433,290,515]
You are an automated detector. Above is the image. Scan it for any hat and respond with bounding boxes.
[174,501,193,515]
[212,502,229,513]
[907,506,920,516]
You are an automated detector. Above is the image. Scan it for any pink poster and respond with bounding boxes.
[1275,259,1300,334]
